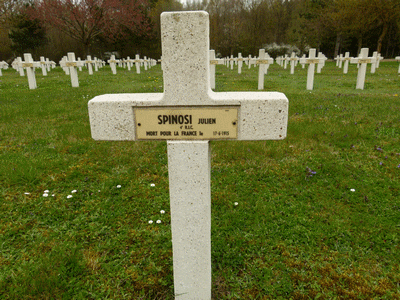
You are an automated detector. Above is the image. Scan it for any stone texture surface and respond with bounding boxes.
[168,141,211,299]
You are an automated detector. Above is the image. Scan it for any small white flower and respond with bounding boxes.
[116,185,121,188]
[24,192,30,195]
[160,210,165,214]
[150,183,155,187]
[350,189,355,192]
[156,220,161,224]
[52,194,55,197]
[67,195,73,199]
[44,190,49,193]
[148,220,153,224]
[43,193,49,197]
[98,190,101,192]
[234,202,239,206]
[71,190,77,193]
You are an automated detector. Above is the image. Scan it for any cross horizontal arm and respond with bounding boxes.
[88,91,288,141]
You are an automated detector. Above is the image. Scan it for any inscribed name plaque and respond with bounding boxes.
[135,106,238,140]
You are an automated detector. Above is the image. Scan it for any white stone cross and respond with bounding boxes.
[108,55,119,74]
[263,53,274,75]
[350,48,373,90]
[371,51,379,73]
[77,58,83,71]
[229,55,234,70]
[15,57,25,76]
[338,54,343,68]
[94,57,100,72]
[289,52,298,74]
[334,55,340,67]
[0,61,8,76]
[395,56,400,73]
[247,55,252,69]
[316,52,327,73]
[59,56,70,75]
[300,54,306,68]
[209,50,224,90]
[39,56,48,76]
[254,49,274,90]
[20,53,40,90]
[143,56,148,70]
[65,52,85,88]
[376,53,383,68]
[88,11,288,299]
[237,53,244,74]
[125,57,132,71]
[134,55,142,74]
[283,54,289,69]
[86,56,95,75]
[299,48,319,90]
[342,52,351,74]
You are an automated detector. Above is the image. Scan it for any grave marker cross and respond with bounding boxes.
[350,48,373,90]
[289,52,298,75]
[88,11,288,299]
[209,49,224,90]
[396,56,400,73]
[20,53,40,90]
[86,56,95,75]
[40,56,48,76]
[299,48,319,90]
[66,52,85,87]
[253,49,273,90]
[343,52,351,74]
[108,55,119,74]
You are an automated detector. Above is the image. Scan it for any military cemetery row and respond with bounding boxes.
[2,53,157,90]
[1,47,399,92]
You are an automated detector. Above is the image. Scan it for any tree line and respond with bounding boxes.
[0,0,399,62]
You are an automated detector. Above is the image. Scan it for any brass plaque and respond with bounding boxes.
[358,59,371,64]
[22,63,33,67]
[65,62,77,67]
[209,60,219,65]
[307,59,320,64]
[256,60,270,64]
[135,106,238,140]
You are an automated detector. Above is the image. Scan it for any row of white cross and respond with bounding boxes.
[107,54,157,75]
[276,51,328,75]
[3,49,399,91]
[335,51,384,73]
[5,52,156,89]
[218,48,398,90]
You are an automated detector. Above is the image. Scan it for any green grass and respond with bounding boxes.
[0,61,399,299]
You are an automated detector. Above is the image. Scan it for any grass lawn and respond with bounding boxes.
[0,61,399,299]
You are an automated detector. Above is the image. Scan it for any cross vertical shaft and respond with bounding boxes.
[168,141,211,299]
